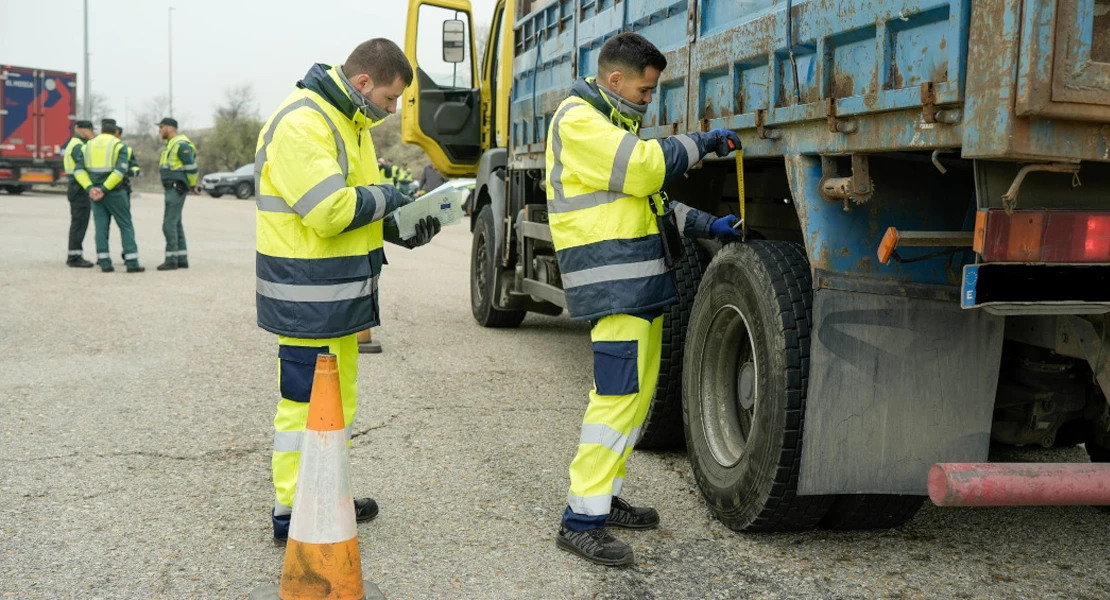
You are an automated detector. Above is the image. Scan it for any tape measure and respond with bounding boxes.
[734,147,746,241]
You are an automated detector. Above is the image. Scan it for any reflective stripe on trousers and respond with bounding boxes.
[565,313,663,522]
[272,333,359,512]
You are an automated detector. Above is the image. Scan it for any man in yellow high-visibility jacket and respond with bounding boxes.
[255,38,441,544]
[546,32,741,566]
[61,119,96,267]
[79,119,145,273]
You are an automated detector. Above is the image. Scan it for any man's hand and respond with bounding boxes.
[192,186,202,195]
[407,216,442,248]
[88,187,104,202]
[707,129,742,157]
[709,215,742,240]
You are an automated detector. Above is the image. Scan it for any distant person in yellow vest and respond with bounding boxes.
[78,118,145,273]
[157,117,198,270]
[61,119,96,267]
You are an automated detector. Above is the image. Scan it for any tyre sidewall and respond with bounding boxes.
[684,243,793,525]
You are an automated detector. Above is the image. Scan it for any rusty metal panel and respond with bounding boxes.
[686,0,971,145]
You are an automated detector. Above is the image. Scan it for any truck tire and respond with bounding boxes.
[637,237,710,450]
[683,241,833,531]
[471,206,526,328]
[5,185,26,195]
[819,495,925,530]
[208,192,223,198]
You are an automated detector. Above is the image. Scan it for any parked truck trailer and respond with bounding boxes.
[403,0,1110,531]
[0,65,77,193]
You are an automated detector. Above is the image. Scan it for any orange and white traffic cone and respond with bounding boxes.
[250,353,382,600]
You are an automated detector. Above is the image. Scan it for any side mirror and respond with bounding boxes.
[442,19,466,64]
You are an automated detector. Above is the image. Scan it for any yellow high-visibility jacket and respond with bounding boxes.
[546,78,717,321]
[255,63,406,338]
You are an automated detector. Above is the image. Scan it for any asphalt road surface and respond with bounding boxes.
[1,190,1107,599]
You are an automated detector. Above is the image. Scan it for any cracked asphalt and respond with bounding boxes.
[2,190,1108,600]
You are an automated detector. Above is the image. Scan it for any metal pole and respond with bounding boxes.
[168,7,175,117]
[83,0,90,120]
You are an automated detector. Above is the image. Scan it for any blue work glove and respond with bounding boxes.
[707,129,742,157]
[709,215,741,239]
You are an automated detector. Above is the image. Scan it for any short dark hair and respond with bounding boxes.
[598,32,667,78]
[344,38,414,87]
[101,122,119,135]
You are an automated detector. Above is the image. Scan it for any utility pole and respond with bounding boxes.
[83,0,90,120]
[168,7,175,117]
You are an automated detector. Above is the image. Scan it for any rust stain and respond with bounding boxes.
[817,246,834,271]
[855,256,875,273]
[837,246,851,258]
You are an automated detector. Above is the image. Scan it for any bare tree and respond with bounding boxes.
[475,23,491,71]
[216,85,259,122]
[74,92,113,127]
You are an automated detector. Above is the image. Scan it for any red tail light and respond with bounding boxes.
[975,209,1110,263]
[0,169,12,179]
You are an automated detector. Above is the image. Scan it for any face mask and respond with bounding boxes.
[339,66,390,123]
[598,84,647,122]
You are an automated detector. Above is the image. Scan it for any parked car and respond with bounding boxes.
[202,164,253,199]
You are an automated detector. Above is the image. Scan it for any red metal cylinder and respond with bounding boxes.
[928,463,1110,507]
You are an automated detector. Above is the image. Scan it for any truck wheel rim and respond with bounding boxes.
[701,303,757,469]
[474,230,489,307]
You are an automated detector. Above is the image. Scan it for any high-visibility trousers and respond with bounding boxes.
[563,312,663,531]
[272,333,358,515]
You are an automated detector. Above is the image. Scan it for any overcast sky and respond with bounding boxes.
[0,0,498,131]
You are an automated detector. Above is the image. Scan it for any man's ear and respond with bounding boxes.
[606,70,623,90]
[353,73,372,89]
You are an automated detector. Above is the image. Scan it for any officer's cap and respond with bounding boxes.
[157,117,178,128]
[75,120,94,129]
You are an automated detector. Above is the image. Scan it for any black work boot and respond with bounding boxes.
[608,497,660,530]
[100,265,115,273]
[556,527,634,566]
[156,261,178,271]
[126,265,145,273]
[355,497,379,522]
[67,257,95,268]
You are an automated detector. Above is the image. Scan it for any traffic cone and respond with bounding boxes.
[250,353,383,600]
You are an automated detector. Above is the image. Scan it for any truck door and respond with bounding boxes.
[1017,0,1110,121]
[403,0,482,177]
[0,66,39,160]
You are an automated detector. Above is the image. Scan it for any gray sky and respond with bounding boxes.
[0,0,497,131]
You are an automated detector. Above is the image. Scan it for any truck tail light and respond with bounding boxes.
[0,169,12,179]
[974,209,1110,263]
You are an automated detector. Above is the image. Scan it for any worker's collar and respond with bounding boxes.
[297,63,385,128]
[570,78,645,133]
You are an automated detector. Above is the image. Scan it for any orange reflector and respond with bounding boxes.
[877,227,899,265]
[973,210,987,254]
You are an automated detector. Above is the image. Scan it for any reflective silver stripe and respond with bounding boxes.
[123,253,138,260]
[273,431,302,453]
[73,169,87,177]
[547,189,625,214]
[112,169,126,177]
[345,424,353,441]
[256,195,296,213]
[673,203,691,239]
[547,101,580,208]
[561,259,669,289]
[183,165,198,171]
[579,423,629,454]
[254,97,349,206]
[612,476,625,497]
[88,167,114,173]
[567,492,613,516]
[97,252,110,259]
[674,134,700,170]
[274,500,292,516]
[293,172,346,217]
[365,186,387,222]
[68,250,82,256]
[608,133,639,193]
[628,426,642,449]
[257,275,377,303]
